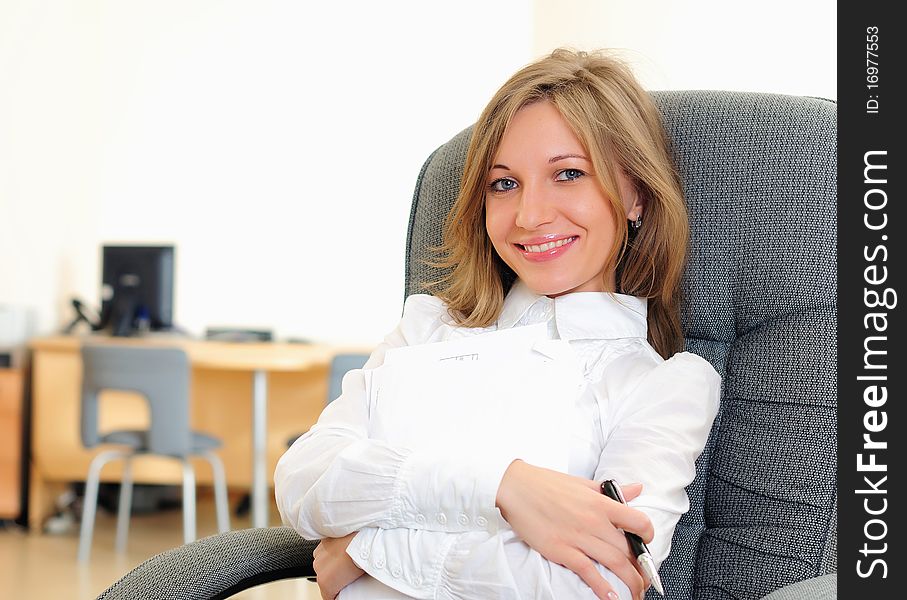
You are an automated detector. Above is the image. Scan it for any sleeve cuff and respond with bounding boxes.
[393,451,515,533]
[347,528,457,599]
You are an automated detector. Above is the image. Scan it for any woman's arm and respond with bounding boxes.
[312,533,364,600]
[494,461,650,598]
[340,521,644,600]
[307,474,650,600]
[593,351,722,565]
[274,296,511,540]
[452,350,720,598]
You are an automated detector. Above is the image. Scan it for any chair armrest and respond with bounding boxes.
[760,574,837,600]
[98,526,317,600]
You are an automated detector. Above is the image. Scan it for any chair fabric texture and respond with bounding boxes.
[405,91,837,600]
[97,527,317,600]
[759,574,836,600]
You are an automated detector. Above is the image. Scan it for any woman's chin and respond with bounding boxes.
[520,279,574,298]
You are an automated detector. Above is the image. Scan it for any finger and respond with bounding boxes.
[610,532,654,600]
[596,522,639,561]
[560,549,620,600]
[607,503,655,544]
[592,527,649,591]
[616,537,651,598]
[579,536,646,600]
[316,566,337,600]
[619,482,643,501]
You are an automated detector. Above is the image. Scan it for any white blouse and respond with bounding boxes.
[274,280,721,599]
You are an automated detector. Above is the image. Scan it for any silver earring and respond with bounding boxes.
[633,214,642,230]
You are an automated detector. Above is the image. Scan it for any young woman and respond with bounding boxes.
[275,49,721,600]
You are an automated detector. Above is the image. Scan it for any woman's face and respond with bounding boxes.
[485,101,643,297]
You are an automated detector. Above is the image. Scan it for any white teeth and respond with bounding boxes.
[522,237,576,253]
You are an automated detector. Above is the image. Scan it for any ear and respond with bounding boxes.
[626,190,645,221]
[618,173,645,221]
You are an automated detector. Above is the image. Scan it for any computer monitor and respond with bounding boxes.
[100,245,175,336]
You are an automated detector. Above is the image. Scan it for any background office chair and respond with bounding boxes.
[285,353,371,449]
[97,90,836,599]
[327,353,371,403]
[79,345,231,562]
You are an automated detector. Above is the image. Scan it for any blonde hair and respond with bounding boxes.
[427,49,689,358]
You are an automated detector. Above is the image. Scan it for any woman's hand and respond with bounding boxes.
[312,532,365,600]
[495,460,654,600]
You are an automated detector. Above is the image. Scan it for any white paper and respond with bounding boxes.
[366,324,583,472]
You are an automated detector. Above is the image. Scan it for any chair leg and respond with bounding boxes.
[180,459,197,544]
[115,455,134,553]
[204,452,231,533]
[78,450,130,562]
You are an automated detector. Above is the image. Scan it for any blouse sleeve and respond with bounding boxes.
[274,295,512,540]
[592,350,721,566]
[344,526,634,600]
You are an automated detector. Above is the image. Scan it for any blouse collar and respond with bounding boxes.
[496,279,648,341]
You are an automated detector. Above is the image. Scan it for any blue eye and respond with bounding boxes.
[555,169,585,181]
[490,178,518,192]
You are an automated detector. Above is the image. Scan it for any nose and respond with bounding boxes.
[514,182,555,230]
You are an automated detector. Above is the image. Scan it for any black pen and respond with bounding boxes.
[600,480,665,596]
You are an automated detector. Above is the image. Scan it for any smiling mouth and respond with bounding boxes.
[516,236,578,253]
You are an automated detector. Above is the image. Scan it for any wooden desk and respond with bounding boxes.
[28,335,360,530]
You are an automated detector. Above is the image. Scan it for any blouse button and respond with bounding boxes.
[374,557,386,569]
[457,513,469,526]
[391,566,402,578]
[476,516,488,527]
[415,514,426,525]
[437,513,447,525]
[360,548,370,559]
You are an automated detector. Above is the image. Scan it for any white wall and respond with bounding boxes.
[0,0,533,346]
[533,0,836,100]
[0,1,835,349]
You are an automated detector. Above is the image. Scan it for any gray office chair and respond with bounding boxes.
[97,90,836,599]
[78,344,231,562]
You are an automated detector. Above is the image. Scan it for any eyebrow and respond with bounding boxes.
[549,153,590,163]
[490,154,590,171]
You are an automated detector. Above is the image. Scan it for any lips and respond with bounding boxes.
[514,235,578,262]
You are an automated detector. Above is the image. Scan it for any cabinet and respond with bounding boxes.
[0,368,23,519]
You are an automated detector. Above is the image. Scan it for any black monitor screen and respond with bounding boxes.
[100,245,174,336]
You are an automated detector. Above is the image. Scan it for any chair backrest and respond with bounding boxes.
[327,353,370,404]
[404,91,837,600]
[81,344,193,456]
